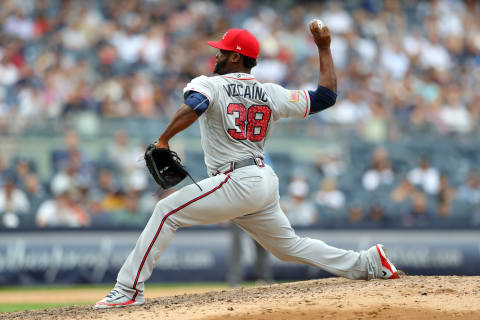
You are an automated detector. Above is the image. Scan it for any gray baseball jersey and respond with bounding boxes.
[183,73,310,175]
[114,73,386,301]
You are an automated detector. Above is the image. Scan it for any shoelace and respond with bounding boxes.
[170,150,203,192]
[185,171,203,191]
[106,289,119,299]
[169,150,181,163]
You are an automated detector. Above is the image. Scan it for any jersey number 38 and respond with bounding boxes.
[227,103,272,142]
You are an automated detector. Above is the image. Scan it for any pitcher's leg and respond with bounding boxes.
[233,204,380,280]
[116,174,239,298]
[115,198,178,298]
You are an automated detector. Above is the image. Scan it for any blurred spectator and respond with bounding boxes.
[314,177,345,210]
[126,170,148,196]
[131,72,156,117]
[320,2,353,35]
[110,191,145,227]
[0,56,19,86]
[368,204,387,225]
[252,58,288,83]
[0,174,30,215]
[141,24,166,71]
[362,101,388,143]
[348,206,364,224]
[281,178,317,226]
[437,175,456,217]
[419,31,451,72]
[0,87,8,132]
[3,10,35,40]
[322,90,371,125]
[36,175,89,227]
[438,89,471,134]
[348,201,388,226]
[362,147,394,191]
[107,130,147,187]
[23,173,46,213]
[90,168,125,213]
[50,163,83,200]
[51,130,91,177]
[313,153,346,177]
[407,157,440,195]
[61,19,91,52]
[13,158,33,187]
[380,39,410,80]
[409,101,435,134]
[402,192,433,227]
[0,155,8,184]
[457,172,480,205]
[390,178,418,204]
[112,28,144,65]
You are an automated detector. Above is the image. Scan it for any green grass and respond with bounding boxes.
[0,302,91,313]
[0,282,262,313]
[0,281,228,292]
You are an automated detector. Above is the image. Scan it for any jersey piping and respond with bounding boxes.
[188,87,212,104]
[303,90,310,118]
[222,76,256,80]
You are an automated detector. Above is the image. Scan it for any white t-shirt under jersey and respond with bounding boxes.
[183,72,310,175]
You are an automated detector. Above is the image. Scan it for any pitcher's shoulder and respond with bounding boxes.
[190,75,224,85]
[190,74,210,83]
[262,82,284,91]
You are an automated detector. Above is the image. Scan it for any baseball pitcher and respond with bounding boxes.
[94,20,399,309]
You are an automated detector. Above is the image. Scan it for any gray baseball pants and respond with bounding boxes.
[115,164,380,299]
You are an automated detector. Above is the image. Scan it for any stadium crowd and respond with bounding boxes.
[0,0,480,228]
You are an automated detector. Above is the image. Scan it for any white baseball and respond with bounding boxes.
[311,19,324,29]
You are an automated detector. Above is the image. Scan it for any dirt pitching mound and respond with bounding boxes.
[4,276,480,320]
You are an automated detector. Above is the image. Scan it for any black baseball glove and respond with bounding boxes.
[144,144,188,189]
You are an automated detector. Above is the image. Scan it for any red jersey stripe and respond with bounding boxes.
[303,90,310,118]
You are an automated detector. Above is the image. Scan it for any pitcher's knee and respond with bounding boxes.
[152,202,183,230]
[271,248,300,263]
[269,237,310,263]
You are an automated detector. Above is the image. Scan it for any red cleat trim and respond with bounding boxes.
[96,300,136,307]
[376,245,400,279]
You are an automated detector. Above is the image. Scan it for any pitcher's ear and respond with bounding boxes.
[230,52,242,63]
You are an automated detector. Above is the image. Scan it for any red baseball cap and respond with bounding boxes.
[207,29,260,59]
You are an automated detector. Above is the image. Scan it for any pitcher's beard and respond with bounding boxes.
[213,59,228,75]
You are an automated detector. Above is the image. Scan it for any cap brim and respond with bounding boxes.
[207,41,231,51]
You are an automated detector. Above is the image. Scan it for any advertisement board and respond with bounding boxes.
[0,230,478,285]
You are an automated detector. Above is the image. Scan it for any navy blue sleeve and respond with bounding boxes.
[308,86,337,114]
[184,91,210,115]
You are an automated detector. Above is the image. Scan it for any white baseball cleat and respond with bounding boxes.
[93,289,145,309]
[375,244,400,279]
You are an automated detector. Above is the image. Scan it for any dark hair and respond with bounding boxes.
[242,55,257,69]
